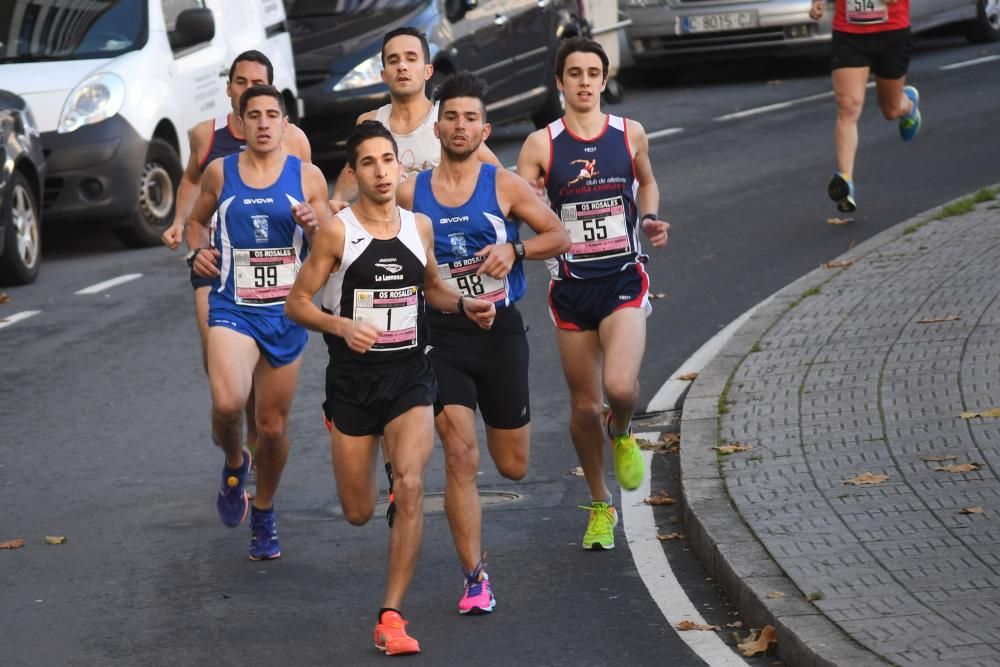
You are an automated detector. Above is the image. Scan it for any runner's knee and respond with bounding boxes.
[604,378,638,410]
[878,99,904,120]
[570,398,603,428]
[392,473,424,515]
[254,414,287,445]
[835,95,863,122]
[443,437,479,481]
[495,451,527,481]
[212,402,243,426]
[341,500,375,526]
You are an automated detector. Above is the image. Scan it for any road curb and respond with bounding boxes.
[677,185,1000,667]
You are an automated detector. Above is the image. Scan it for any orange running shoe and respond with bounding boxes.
[374,610,421,656]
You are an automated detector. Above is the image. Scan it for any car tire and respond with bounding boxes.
[602,77,625,105]
[531,82,563,129]
[965,0,1000,43]
[0,170,41,285]
[114,138,182,248]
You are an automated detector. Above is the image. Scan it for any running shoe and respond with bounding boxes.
[579,501,619,550]
[374,610,421,656]
[608,413,644,491]
[458,560,496,615]
[827,172,856,213]
[216,448,251,527]
[899,85,921,142]
[249,506,281,561]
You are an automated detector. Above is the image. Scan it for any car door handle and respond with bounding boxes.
[493,15,509,27]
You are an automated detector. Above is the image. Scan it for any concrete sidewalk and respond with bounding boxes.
[679,186,1000,667]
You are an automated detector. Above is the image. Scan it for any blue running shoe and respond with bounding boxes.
[899,86,921,142]
[216,448,251,527]
[249,506,281,560]
[827,172,856,213]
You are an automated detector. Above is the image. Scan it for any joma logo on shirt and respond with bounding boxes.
[243,197,274,205]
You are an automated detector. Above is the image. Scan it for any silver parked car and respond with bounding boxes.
[622,0,999,63]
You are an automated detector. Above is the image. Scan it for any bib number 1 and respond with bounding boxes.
[353,286,419,352]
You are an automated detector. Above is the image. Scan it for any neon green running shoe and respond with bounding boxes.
[580,501,619,550]
[612,432,644,491]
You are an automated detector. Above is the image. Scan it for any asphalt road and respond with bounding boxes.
[2,35,998,666]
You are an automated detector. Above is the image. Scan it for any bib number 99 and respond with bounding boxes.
[254,265,279,287]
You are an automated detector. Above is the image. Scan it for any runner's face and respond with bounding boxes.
[351,137,400,205]
[381,35,432,98]
[435,97,490,161]
[557,52,607,113]
[242,96,286,153]
[227,61,270,112]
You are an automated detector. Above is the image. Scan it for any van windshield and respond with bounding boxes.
[286,0,426,18]
[0,0,146,63]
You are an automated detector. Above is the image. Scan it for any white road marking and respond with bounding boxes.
[622,446,749,667]
[715,82,874,121]
[647,295,774,412]
[75,273,143,295]
[648,127,685,141]
[940,54,1000,71]
[0,310,41,330]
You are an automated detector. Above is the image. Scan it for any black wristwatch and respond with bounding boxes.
[510,241,525,263]
[185,247,205,268]
[641,213,659,223]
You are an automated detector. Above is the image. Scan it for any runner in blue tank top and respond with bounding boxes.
[517,38,670,551]
[397,72,568,616]
[186,85,330,561]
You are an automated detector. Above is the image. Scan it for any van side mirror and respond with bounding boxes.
[170,8,215,50]
[445,0,478,23]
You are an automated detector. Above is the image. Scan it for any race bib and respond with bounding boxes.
[437,256,508,304]
[846,0,888,25]
[561,196,631,262]
[233,247,297,306]
[354,286,419,352]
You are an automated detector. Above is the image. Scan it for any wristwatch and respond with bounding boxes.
[185,247,204,268]
[510,241,525,263]
[641,213,659,223]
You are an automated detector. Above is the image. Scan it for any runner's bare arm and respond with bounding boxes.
[185,158,224,277]
[808,0,824,20]
[286,123,313,163]
[294,163,333,242]
[330,110,379,201]
[477,142,501,167]
[515,129,550,202]
[628,120,670,248]
[163,120,212,249]
[415,213,495,330]
[395,173,417,210]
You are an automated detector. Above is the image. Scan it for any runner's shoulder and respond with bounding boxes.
[357,109,378,125]
[189,118,214,147]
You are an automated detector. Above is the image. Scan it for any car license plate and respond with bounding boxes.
[680,11,759,34]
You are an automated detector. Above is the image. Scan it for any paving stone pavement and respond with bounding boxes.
[680,189,1000,667]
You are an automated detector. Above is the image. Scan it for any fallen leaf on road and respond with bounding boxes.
[738,625,778,657]
[961,408,1000,419]
[569,466,584,476]
[960,507,984,515]
[917,315,961,324]
[648,292,666,300]
[767,591,785,599]
[676,620,720,631]
[657,532,684,541]
[918,454,957,462]
[0,538,25,549]
[670,516,679,524]
[677,372,699,381]
[645,490,676,506]
[0,292,8,304]
[638,432,680,452]
[716,444,752,455]
[843,472,889,485]
[933,463,981,473]
[821,259,854,269]
[826,217,853,225]
[727,621,744,628]
[45,536,67,545]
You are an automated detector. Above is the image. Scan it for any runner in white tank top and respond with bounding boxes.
[374,101,440,179]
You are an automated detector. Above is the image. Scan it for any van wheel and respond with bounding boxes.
[115,139,182,248]
[532,83,563,129]
[966,0,1000,42]
[0,171,41,285]
[602,77,625,105]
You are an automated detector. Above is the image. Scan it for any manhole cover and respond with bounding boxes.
[374,490,521,514]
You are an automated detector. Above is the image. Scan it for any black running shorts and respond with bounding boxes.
[429,305,530,430]
[831,28,912,80]
[190,268,212,290]
[548,264,651,332]
[323,353,437,437]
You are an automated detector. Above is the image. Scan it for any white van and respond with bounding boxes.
[0,0,299,247]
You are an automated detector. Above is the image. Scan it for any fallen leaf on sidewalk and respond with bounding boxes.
[918,454,957,462]
[821,259,854,269]
[676,620,720,631]
[0,292,9,304]
[843,472,889,485]
[638,432,680,452]
[933,463,981,473]
[716,444,752,455]
[45,536,67,545]
[766,591,785,599]
[961,408,1000,419]
[657,532,684,541]
[738,625,778,657]
[0,538,25,549]
[826,217,853,225]
[727,621,744,628]
[569,466,584,476]
[677,372,699,381]
[960,507,984,515]
[917,315,961,324]
[645,490,676,506]
[649,292,666,300]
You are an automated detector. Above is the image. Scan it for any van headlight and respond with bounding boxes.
[333,53,382,92]
[57,73,126,134]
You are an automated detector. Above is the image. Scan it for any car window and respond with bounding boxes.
[162,0,206,31]
[285,0,426,18]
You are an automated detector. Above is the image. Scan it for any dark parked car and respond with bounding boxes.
[0,90,44,285]
[288,0,587,155]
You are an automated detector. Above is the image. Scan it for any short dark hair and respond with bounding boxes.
[346,120,399,169]
[381,27,431,65]
[229,50,274,84]
[555,37,609,82]
[435,71,488,121]
[239,84,285,117]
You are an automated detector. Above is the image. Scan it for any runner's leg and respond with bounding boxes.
[438,405,483,572]
[484,424,530,482]
[329,426,380,526]
[832,66,870,179]
[194,286,211,372]
[206,326,258,468]
[875,75,912,120]
[598,307,646,435]
[249,354,302,509]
